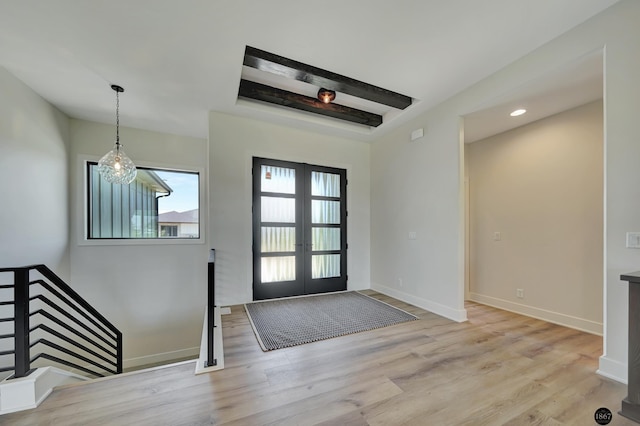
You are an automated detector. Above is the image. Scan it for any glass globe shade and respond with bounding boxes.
[98,144,137,184]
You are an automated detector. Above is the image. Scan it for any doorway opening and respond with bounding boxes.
[462,50,604,335]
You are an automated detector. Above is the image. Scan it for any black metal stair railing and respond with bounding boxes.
[205,249,217,368]
[0,265,122,379]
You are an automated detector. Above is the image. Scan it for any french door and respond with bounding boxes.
[252,157,347,300]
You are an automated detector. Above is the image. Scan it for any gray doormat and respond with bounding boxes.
[244,291,418,351]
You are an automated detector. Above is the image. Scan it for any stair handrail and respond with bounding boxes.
[0,264,123,379]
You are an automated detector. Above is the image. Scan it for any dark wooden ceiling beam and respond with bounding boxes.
[238,79,383,127]
[243,46,412,110]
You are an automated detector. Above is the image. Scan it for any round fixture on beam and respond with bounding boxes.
[317,88,336,104]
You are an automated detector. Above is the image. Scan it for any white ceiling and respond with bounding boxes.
[463,49,604,143]
[0,0,618,142]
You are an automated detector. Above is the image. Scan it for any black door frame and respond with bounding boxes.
[252,157,347,300]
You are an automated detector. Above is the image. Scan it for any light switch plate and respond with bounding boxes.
[627,232,640,248]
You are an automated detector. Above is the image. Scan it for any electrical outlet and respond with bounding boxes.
[493,232,501,241]
[398,278,403,287]
[516,289,524,299]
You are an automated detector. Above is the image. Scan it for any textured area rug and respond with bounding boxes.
[244,291,418,351]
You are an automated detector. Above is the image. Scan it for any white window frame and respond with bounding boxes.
[79,156,206,246]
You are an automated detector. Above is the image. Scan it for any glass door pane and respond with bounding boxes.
[312,254,341,279]
[261,165,296,194]
[261,227,296,252]
[261,257,296,283]
[311,228,340,251]
[311,200,340,224]
[311,171,340,197]
[261,197,295,223]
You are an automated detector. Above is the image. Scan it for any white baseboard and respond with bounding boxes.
[61,346,199,378]
[123,346,200,370]
[372,284,468,322]
[598,355,627,384]
[468,293,603,335]
[0,367,88,415]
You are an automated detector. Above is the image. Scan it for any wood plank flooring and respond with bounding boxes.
[1,291,632,425]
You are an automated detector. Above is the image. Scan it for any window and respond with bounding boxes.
[160,225,178,237]
[87,162,200,239]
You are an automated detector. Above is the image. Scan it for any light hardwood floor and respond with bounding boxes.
[1,291,633,425]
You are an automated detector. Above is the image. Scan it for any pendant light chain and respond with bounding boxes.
[98,83,137,184]
[115,89,120,148]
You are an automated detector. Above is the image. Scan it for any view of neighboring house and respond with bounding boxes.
[88,167,173,239]
[158,209,199,238]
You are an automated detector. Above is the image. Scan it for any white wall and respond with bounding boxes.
[69,119,209,368]
[371,104,467,321]
[467,101,603,334]
[370,0,640,383]
[0,67,70,381]
[209,112,371,306]
[0,67,70,278]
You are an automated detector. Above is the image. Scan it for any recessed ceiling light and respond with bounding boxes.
[510,109,527,117]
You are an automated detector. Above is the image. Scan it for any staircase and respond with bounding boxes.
[0,250,225,414]
[0,264,122,414]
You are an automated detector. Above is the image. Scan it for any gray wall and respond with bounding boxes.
[208,112,371,306]
[370,0,640,382]
[0,67,70,379]
[467,100,603,334]
[69,119,209,369]
[0,67,70,277]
